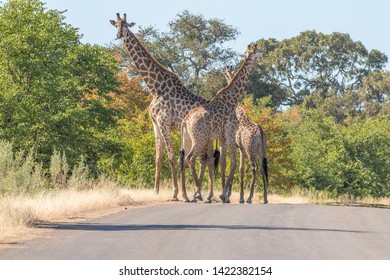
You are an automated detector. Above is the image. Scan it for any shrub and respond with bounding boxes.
[0,140,46,194]
[289,109,390,198]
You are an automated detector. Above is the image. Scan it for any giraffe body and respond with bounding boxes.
[224,67,269,204]
[111,14,207,201]
[235,106,268,203]
[180,45,261,203]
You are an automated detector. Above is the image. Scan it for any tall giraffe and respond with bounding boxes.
[110,13,207,201]
[180,45,261,203]
[224,67,268,204]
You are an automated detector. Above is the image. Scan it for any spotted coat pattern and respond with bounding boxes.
[224,67,268,204]
[111,14,207,201]
[181,45,261,203]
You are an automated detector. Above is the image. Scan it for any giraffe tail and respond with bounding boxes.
[259,131,269,185]
[213,140,220,177]
[179,124,186,176]
[262,157,269,185]
[179,149,185,176]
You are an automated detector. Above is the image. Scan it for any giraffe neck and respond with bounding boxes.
[216,54,257,108]
[122,28,178,95]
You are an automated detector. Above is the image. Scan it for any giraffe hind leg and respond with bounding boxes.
[246,161,256,204]
[204,150,214,203]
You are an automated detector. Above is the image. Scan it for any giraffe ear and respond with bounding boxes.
[109,20,116,26]
[126,22,136,28]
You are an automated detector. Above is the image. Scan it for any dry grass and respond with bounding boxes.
[0,177,134,243]
[1,181,389,244]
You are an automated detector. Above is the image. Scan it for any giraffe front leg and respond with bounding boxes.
[219,144,227,191]
[204,147,214,203]
[192,164,205,202]
[152,121,164,195]
[187,151,202,203]
[218,143,229,203]
[222,142,237,203]
[239,147,245,204]
[160,126,188,202]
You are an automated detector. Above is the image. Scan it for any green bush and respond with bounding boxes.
[341,118,390,197]
[289,109,390,197]
[0,140,46,194]
[0,140,96,195]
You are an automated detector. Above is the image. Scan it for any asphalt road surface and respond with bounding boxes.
[1,203,389,259]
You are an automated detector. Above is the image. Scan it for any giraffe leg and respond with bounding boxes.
[204,145,214,203]
[221,142,237,203]
[152,121,164,195]
[160,126,189,202]
[187,151,202,202]
[219,144,227,192]
[182,129,201,202]
[239,147,245,204]
[192,164,204,201]
[246,159,257,204]
[218,143,228,202]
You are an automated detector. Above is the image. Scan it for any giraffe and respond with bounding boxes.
[110,13,208,201]
[180,45,262,203]
[224,66,269,204]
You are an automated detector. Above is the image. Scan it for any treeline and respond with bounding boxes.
[0,0,389,198]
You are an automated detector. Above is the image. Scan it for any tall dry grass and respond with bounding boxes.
[0,177,131,242]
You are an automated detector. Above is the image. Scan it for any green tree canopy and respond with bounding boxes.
[247,31,388,107]
[0,0,121,171]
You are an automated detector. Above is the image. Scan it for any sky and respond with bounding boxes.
[43,0,390,69]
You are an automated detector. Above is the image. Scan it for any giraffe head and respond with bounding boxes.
[244,44,263,60]
[110,13,136,39]
[224,65,235,83]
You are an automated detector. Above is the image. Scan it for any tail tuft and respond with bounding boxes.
[179,149,185,176]
[262,158,268,184]
[213,148,220,176]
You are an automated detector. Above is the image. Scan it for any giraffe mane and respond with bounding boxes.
[123,27,182,83]
[216,53,252,96]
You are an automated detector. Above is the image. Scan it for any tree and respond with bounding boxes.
[113,10,240,98]
[301,71,390,123]
[0,0,121,172]
[288,108,390,198]
[248,31,388,107]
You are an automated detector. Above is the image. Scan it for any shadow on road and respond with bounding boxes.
[35,222,369,234]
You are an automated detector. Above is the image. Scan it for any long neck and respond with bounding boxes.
[216,54,257,108]
[122,28,179,95]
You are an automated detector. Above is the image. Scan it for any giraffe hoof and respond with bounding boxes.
[192,194,203,202]
[204,199,212,204]
[246,200,252,204]
[219,194,231,203]
[169,197,179,202]
[240,199,245,204]
[264,199,268,204]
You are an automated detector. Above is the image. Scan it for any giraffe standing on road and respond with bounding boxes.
[180,45,262,203]
[224,67,268,204]
[110,13,208,201]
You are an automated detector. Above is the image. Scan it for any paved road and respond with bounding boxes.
[0,203,389,259]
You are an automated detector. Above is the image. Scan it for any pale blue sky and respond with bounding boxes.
[43,0,389,69]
